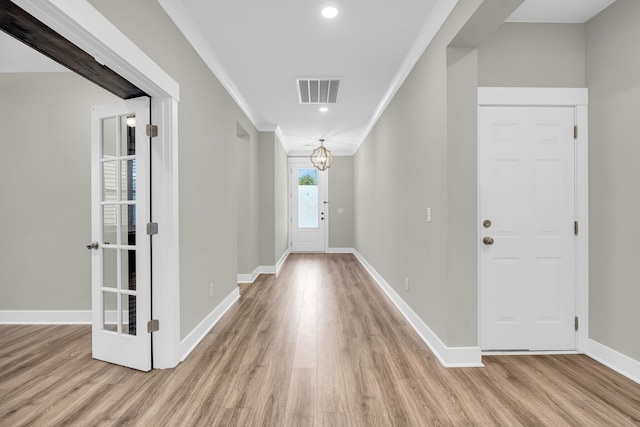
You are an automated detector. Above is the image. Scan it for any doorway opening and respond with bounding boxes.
[0,0,180,369]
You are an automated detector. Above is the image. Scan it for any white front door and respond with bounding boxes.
[90,98,151,371]
[290,158,327,252]
[479,106,576,351]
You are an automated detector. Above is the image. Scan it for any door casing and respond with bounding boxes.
[18,1,182,368]
[477,87,589,355]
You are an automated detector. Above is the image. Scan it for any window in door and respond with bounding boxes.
[298,169,319,228]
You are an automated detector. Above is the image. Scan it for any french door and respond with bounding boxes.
[290,158,327,252]
[89,98,151,371]
[479,106,576,351]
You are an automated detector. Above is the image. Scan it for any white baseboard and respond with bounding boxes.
[275,249,290,273]
[483,350,579,356]
[0,310,91,324]
[178,287,240,362]
[327,247,355,254]
[237,266,262,284]
[587,339,640,384]
[237,251,291,284]
[352,250,483,368]
[238,250,291,283]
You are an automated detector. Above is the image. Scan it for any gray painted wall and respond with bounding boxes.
[328,156,354,249]
[469,23,586,346]
[258,132,276,266]
[0,73,118,309]
[478,23,586,87]
[354,0,484,343]
[274,135,289,261]
[236,128,260,275]
[91,0,259,339]
[258,131,289,266]
[446,47,478,346]
[478,12,640,364]
[446,21,589,346]
[354,1,589,348]
[586,0,640,361]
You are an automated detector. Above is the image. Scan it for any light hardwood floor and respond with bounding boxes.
[1,253,639,426]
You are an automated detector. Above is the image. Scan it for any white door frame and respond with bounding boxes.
[477,87,589,354]
[288,157,329,253]
[17,0,182,368]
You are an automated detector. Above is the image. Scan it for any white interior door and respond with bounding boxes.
[479,106,576,351]
[90,98,151,371]
[290,158,327,252]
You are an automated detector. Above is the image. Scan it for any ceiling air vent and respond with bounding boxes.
[297,79,340,104]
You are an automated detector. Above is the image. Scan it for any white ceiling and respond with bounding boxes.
[0,0,618,154]
[171,0,617,154]
[507,0,617,23]
[174,0,442,155]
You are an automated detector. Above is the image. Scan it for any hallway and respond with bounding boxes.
[1,253,639,426]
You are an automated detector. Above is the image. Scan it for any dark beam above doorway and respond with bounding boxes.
[0,0,147,99]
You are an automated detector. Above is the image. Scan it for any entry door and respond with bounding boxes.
[290,158,327,252]
[479,106,576,351]
[90,98,151,371]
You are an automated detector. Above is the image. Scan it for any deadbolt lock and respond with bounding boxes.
[483,219,492,228]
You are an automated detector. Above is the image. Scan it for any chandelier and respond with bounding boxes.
[310,139,334,171]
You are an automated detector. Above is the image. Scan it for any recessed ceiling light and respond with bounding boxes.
[319,106,329,113]
[321,6,338,19]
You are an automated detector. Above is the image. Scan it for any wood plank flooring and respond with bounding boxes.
[1,253,639,426]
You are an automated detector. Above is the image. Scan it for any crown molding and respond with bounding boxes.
[158,0,264,129]
[355,0,460,153]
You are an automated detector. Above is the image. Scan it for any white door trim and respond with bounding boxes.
[18,0,182,368]
[478,87,588,107]
[478,87,589,354]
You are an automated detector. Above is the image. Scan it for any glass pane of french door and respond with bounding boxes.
[100,113,137,336]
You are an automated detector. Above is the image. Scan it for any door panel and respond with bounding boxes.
[290,158,327,252]
[480,106,576,351]
[91,98,151,371]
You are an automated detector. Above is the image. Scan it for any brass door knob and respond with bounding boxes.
[482,237,494,246]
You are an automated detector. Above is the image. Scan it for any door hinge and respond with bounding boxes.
[147,319,160,333]
[574,125,578,140]
[147,222,159,235]
[146,124,158,138]
[574,316,579,331]
[574,221,578,236]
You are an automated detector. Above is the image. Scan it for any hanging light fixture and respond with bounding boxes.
[125,115,136,127]
[310,138,334,171]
